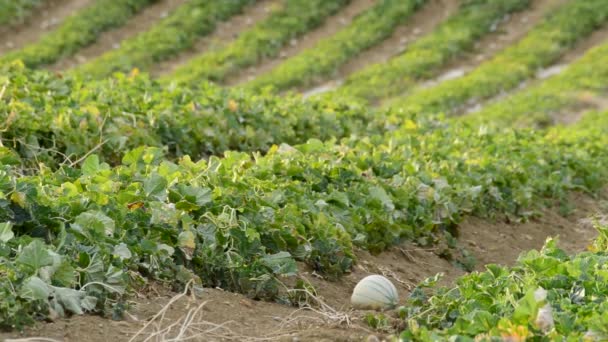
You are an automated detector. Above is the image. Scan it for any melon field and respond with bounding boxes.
[1,0,608,341]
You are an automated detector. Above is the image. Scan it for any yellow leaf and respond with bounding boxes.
[404,119,418,130]
[10,192,26,208]
[129,68,140,78]
[228,99,239,112]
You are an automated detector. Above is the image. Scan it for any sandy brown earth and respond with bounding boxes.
[2,191,605,342]
[416,0,565,92]
[300,0,461,97]
[48,0,187,71]
[302,0,561,100]
[150,0,279,77]
[222,0,378,86]
[463,19,608,120]
[0,0,93,54]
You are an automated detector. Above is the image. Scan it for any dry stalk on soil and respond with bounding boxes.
[4,338,63,342]
[122,277,374,341]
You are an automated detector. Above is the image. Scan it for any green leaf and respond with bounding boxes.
[261,252,297,276]
[72,211,115,238]
[17,240,54,271]
[178,231,196,249]
[170,184,212,210]
[369,186,395,211]
[144,173,168,200]
[113,243,132,260]
[82,154,100,176]
[0,222,14,242]
[53,287,84,315]
[20,276,51,300]
[52,260,76,287]
[81,296,98,311]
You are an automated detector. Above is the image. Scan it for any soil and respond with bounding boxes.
[464,19,608,120]
[417,0,564,91]
[300,0,461,97]
[150,0,278,77]
[222,0,378,86]
[2,191,606,342]
[302,0,561,100]
[48,0,187,71]
[0,0,92,55]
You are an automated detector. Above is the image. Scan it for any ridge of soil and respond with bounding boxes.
[222,0,378,86]
[150,0,278,77]
[300,0,460,97]
[464,22,608,121]
[304,0,561,100]
[48,0,187,71]
[3,191,606,342]
[0,0,93,55]
[416,0,564,92]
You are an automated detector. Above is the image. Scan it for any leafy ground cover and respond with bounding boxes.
[0,0,41,26]
[242,0,424,92]
[0,61,375,169]
[386,0,608,114]
[1,0,608,338]
[165,0,350,86]
[463,40,608,128]
[399,225,608,340]
[0,0,155,68]
[72,0,255,79]
[331,0,532,103]
[1,85,607,327]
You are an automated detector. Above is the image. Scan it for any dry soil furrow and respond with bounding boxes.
[48,0,187,71]
[222,0,378,86]
[418,0,564,91]
[0,0,92,55]
[1,192,604,342]
[150,0,278,77]
[465,24,608,121]
[536,24,608,80]
[300,0,460,96]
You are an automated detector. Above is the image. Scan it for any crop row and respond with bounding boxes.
[463,40,608,128]
[329,0,532,103]
[73,0,255,79]
[242,0,424,92]
[165,0,350,86]
[0,0,41,26]
[386,0,608,115]
[0,0,155,68]
[0,61,376,169]
[1,108,607,327]
[399,226,608,340]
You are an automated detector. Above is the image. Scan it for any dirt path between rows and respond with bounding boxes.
[463,20,608,122]
[302,0,560,100]
[221,0,377,86]
[48,0,187,71]
[3,191,605,342]
[300,0,460,97]
[0,0,92,55]
[416,0,563,92]
[150,0,278,78]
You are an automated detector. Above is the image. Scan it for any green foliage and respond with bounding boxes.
[166,0,350,86]
[387,0,608,114]
[2,106,608,327]
[74,0,254,79]
[400,228,608,340]
[244,0,425,92]
[463,40,608,128]
[0,0,41,25]
[0,61,375,168]
[0,0,155,68]
[332,0,532,103]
